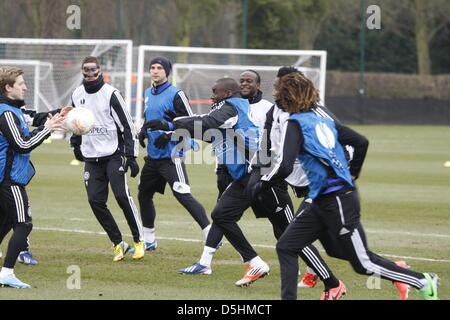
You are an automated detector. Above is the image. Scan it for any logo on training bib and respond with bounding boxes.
[315,122,335,149]
[87,126,108,135]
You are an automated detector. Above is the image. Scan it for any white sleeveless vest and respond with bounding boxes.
[71,83,120,158]
[271,105,309,187]
[248,98,273,133]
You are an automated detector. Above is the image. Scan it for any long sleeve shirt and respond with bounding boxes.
[262,119,369,186]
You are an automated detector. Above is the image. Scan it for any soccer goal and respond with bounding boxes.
[136,45,327,125]
[0,38,132,113]
[0,59,54,111]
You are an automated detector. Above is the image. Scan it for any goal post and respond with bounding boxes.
[0,59,54,110]
[0,38,132,113]
[136,45,327,125]
[172,63,322,111]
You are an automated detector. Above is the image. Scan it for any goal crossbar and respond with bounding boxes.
[0,38,133,112]
[136,45,327,125]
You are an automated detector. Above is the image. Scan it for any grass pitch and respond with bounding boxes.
[0,125,448,300]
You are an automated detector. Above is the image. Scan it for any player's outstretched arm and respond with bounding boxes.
[44,112,67,132]
[0,111,65,154]
[21,105,73,127]
[172,101,238,140]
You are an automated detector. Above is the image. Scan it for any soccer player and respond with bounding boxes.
[136,57,211,251]
[251,67,410,299]
[0,103,73,267]
[143,77,271,287]
[70,56,145,262]
[260,71,440,300]
[168,73,342,291]
[248,67,343,290]
[241,69,294,236]
[0,66,67,288]
[0,203,38,265]
[215,70,273,199]
[0,205,37,265]
[236,67,348,296]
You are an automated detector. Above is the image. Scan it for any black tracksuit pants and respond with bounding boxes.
[276,187,427,300]
[138,157,210,231]
[209,174,257,262]
[216,164,233,200]
[209,173,337,280]
[216,166,295,240]
[0,215,30,253]
[84,155,143,245]
[0,183,33,269]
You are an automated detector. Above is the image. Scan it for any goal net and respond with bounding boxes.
[136,45,327,125]
[0,38,132,113]
[0,59,55,111]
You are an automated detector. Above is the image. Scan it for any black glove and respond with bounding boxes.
[154,132,172,149]
[31,111,49,127]
[245,168,261,199]
[293,186,309,198]
[163,110,182,122]
[142,119,170,131]
[249,180,268,201]
[138,127,147,148]
[125,157,140,178]
[72,146,84,162]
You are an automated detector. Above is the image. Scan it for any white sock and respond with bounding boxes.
[306,267,317,275]
[0,267,14,277]
[202,224,211,240]
[249,256,266,267]
[419,277,429,291]
[199,246,216,267]
[143,227,155,243]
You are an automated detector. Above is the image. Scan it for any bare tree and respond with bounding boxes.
[376,0,450,74]
[414,0,450,74]
[290,0,332,50]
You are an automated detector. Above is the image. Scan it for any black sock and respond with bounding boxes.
[3,223,32,269]
[323,276,340,290]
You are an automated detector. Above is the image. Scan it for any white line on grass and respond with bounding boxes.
[55,218,450,239]
[34,226,450,263]
[365,229,450,239]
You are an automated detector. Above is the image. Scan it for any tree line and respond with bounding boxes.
[0,0,449,75]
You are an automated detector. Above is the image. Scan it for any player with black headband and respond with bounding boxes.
[70,56,144,262]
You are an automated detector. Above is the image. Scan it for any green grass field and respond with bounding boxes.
[0,125,448,300]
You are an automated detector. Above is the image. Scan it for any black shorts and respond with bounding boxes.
[138,156,191,195]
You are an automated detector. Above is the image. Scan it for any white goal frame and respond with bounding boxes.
[136,45,327,125]
[0,59,54,110]
[0,38,133,112]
